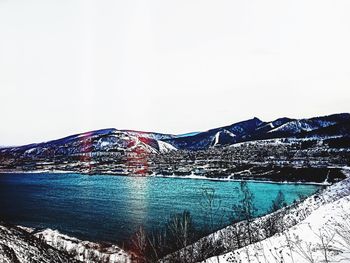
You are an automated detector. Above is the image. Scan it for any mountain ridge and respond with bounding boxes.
[1,112,349,178]
[1,113,349,154]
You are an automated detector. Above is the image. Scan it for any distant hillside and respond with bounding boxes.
[164,113,350,150]
[0,113,349,177]
[0,128,177,159]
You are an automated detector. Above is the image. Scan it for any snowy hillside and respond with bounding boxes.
[212,130,236,146]
[161,169,350,263]
[0,224,132,263]
[0,113,349,155]
[34,228,132,263]
[0,224,78,263]
[0,113,349,176]
[199,170,350,263]
[0,128,176,159]
[164,113,350,150]
[203,195,350,263]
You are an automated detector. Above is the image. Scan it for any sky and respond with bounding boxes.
[0,0,350,146]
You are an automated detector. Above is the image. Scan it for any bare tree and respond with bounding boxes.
[200,187,224,233]
[130,226,148,262]
[231,181,257,245]
[270,190,287,213]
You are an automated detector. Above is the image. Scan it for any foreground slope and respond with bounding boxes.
[161,169,350,263]
[199,170,350,263]
[0,223,132,263]
[0,224,78,263]
[203,194,350,263]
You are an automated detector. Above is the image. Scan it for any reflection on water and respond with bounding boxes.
[125,176,149,228]
[0,173,321,244]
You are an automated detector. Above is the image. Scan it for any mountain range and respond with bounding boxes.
[164,113,350,150]
[1,113,350,159]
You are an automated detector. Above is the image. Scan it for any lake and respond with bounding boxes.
[0,173,321,244]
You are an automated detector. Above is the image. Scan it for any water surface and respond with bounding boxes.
[0,173,321,243]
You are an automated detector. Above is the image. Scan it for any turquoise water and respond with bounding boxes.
[0,173,321,243]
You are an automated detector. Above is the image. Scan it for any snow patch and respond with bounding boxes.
[34,228,132,263]
[213,132,221,146]
[201,175,350,263]
[203,195,350,263]
[158,141,177,153]
[213,130,236,146]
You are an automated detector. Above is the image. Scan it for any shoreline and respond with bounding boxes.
[0,168,344,186]
[2,171,349,263]
[161,176,350,263]
[150,174,332,186]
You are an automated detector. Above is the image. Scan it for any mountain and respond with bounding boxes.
[0,129,176,160]
[163,113,350,150]
[1,113,349,158]
[261,113,350,138]
[163,117,264,150]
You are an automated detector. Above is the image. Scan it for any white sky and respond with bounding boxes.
[0,0,350,146]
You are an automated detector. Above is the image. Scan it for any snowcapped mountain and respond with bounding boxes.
[163,117,263,150]
[255,113,350,142]
[163,113,350,150]
[1,113,349,158]
[120,130,175,140]
[0,128,176,160]
[265,114,349,135]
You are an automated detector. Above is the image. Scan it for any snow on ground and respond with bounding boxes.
[160,169,350,263]
[34,228,132,263]
[214,132,221,146]
[213,130,236,146]
[201,170,350,263]
[203,195,350,263]
[0,224,78,263]
[158,140,177,153]
[0,223,132,263]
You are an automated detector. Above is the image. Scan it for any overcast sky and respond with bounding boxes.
[1,0,350,146]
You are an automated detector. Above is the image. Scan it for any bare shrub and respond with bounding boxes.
[231,181,257,245]
[200,187,224,233]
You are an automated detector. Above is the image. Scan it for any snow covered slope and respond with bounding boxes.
[158,140,177,153]
[0,128,177,159]
[0,224,79,263]
[0,113,349,155]
[0,113,349,167]
[160,169,350,263]
[0,224,132,263]
[164,113,350,150]
[164,117,263,150]
[201,170,350,263]
[34,228,132,263]
[212,130,236,146]
[203,196,350,263]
